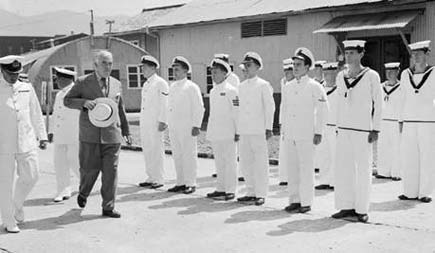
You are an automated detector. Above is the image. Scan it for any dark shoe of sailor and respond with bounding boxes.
[138,182,153,187]
[150,183,164,189]
[168,185,186,193]
[279,182,288,186]
[391,177,401,181]
[375,174,391,179]
[419,197,432,203]
[207,191,226,198]
[331,209,356,219]
[298,206,311,213]
[356,213,369,223]
[255,198,265,206]
[237,196,256,202]
[315,184,333,190]
[284,203,301,213]
[398,194,418,201]
[238,177,245,182]
[212,173,217,178]
[183,186,196,194]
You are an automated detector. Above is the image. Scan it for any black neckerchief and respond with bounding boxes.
[326,86,337,96]
[343,67,369,97]
[407,66,434,94]
[383,82,400,101]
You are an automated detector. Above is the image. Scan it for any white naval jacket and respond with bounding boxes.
[325,85,338,126]
[226,72,240,88]
[381,81,401,121]
[238,76,275,135]
[0,78,47,154]
[168,78,205,130]
[206,80,239,141]
[398,66,435,122]
[336,68,382,132]
[280,75,328,141]
[140,73,169,128]
[49,83,79,145]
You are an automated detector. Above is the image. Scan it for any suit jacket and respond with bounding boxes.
[64,73,130,144]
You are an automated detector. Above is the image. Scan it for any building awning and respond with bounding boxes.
[313,10,421,34]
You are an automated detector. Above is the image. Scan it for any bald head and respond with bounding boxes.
[94,50,113,78]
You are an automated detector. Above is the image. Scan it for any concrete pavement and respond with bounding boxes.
[0,145,435,253]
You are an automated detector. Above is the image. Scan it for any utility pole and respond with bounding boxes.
[106,20,115,34]
[89,9,95,46]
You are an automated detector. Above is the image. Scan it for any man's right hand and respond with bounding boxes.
[83,100,97,110]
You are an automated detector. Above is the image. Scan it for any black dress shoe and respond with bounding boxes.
[279,182,288,186]
[212,173,217,178]
[102,210,121,218]
[77,195,87,208]
[315,184,331,190]
[419,197,432,203]
[206,191,226,198]
[237,196,256,202]
[398,194,418,201]
[284,203,301,213]
[184,186,196,194]
[138,182,153,187]
[298,206,311,213]
[314,168,319,173]
[375,175,391,179]
[238,177,245,182]
[150,183,164,189]
[356,213,369,223]
[224,193,235,201]
[255,198,265,206]
[391,177,402,181]
[331,209,356,219]
[168,185,186,192]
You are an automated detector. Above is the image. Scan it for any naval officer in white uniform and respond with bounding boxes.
[398,40,435,203]
[332,40,382,223]
[49,67,80,202]
[138,55,169,190]
[0,55,48,233]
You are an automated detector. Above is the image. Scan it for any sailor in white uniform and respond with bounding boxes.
[49,67,80,202]
[0,55,48,233]
[281,48,328,213]
[332,40,382,223]
[398,40,435,203]
[313,60,327,85]
[167,56,205,194]
[376,62,402,181]
[138,55,169,190]
[315,62,339,190]
[237,52,275,206]
[278,58,295,186]
[206,58,239,201]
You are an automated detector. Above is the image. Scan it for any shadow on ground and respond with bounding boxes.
[267,217,349,236]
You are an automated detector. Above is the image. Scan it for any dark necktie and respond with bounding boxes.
[101,78,107,97]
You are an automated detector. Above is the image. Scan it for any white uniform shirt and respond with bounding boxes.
[0,78,47,154]
[398,66,435,122]
[238,76,275,135]
[168,78,204,130]
[206,81,239,141]
[226,72,240,88]
[49,83,79,144]
[381,81,401,121]
[336,68,382,131]
[325,85,338,125]
[140,73,169,127]
[281,75,328,141]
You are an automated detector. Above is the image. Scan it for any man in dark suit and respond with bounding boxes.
[64,50,131,218]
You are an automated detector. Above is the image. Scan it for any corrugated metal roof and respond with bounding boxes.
[313,10,421,33]
[21,45,63,66]
[147,0,392,28]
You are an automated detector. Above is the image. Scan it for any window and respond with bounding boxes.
[168,67,192,82]
[127,65,146,89]
[206,65,234,94]
[50,65,76,90]
[241,18,287,38]
[129,40,139,46]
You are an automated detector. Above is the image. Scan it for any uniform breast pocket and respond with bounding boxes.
[16,92,30,111]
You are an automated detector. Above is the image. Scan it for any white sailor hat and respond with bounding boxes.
[384,62,400,70]
[172,56,192,73]
[292,47,315,70]
[54,67,77,79]
[343,40,366,51]
[88,97,119,128]
[241,52,263,70]
[210,58,231,74]
[314,60,327,68]
[409,40,431,52]
[214,53,230,63]
[0,55,24,73]
[141,55,160,69]
[282,58,294,70]
[322,62,339,70]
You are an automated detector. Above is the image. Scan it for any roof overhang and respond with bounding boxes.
[313,10,421,34]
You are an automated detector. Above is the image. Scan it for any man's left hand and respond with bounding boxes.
[39,140,48,150]
[158,122,168,132]
[192,127,201,137]
[368,131,379,143]
[313,134,322,145]
[124,135,133,145]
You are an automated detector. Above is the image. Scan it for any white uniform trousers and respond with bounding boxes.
[317,126,336,186]
[278,135,288,182]
[401,123,435,198]
[239,134,269,198]
[0,150,39,227]
[169,128,198,186]
[284,139,315,206]
[54,144,79,194]
[141,126,165,184]
[212,140,237,193]
[335,130,371,213]
[377,120,401,178]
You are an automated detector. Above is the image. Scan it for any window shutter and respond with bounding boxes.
[263,18,287,36]
[241,21,262,38]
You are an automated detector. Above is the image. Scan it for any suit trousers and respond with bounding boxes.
[239,134,269,198]
[284,138,315,206]
[0,150,39,227]
[54,144,80,194]
[377,120,401,178]
[335,130,371,214]
[212,139,237,193]
[401,123,435,198]
[141,125,165,184]
[169,128,198,186]
[79,142,121,211]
